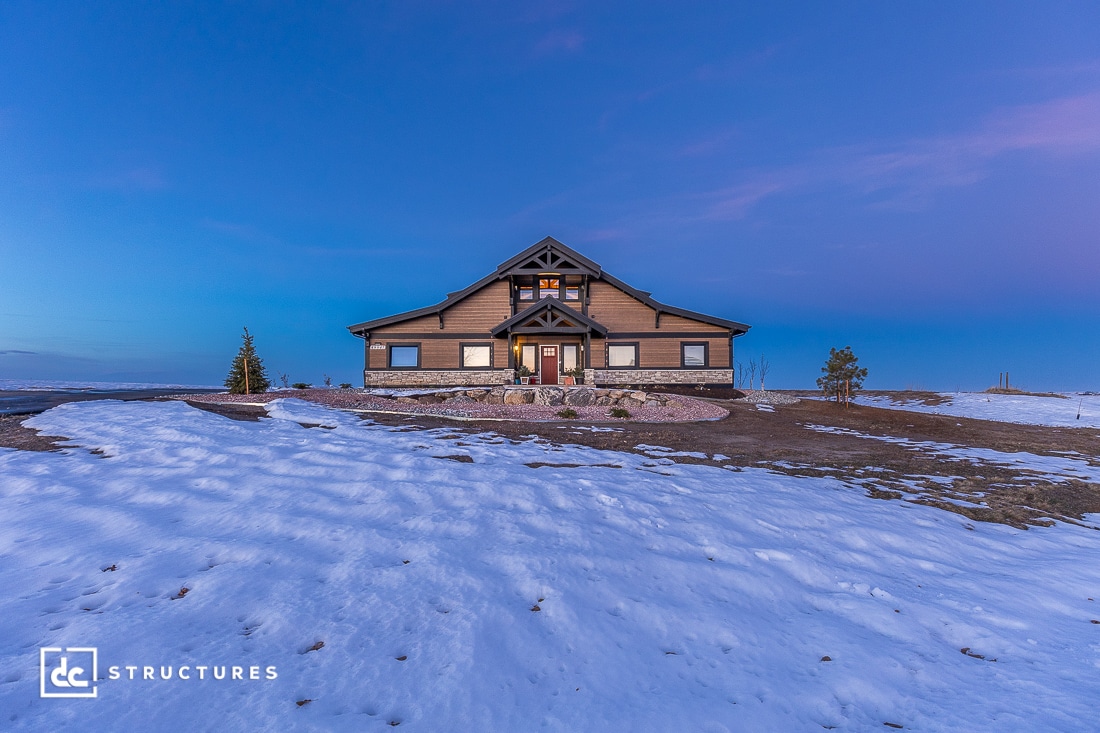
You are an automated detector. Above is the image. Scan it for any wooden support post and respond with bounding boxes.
[244,357,250,395]
[845,379,849,407]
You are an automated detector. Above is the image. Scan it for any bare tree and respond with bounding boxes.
[736,363,747,389]
[759,354,770,391]
[748,359,758,391]
[279,372,289,388]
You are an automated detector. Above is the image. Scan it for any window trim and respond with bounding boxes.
[459,342,494,370]
[680,341,709,368]
[606,341,640,369]
[387,343,422,369]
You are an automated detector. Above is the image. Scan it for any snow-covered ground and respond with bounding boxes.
[0,379,221,392]
[852,392,1100,429]
[2,399,1099,731]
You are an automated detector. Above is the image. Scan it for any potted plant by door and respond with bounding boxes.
[568,365,585,385]
[516,365,532,385]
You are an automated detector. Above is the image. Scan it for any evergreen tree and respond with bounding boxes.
[224,327,270,394]
[816,346,867,404]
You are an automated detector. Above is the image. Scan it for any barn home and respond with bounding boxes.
[348,237,750,388]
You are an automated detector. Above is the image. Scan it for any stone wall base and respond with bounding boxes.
[364,370,514,387]
[584,369,733,387]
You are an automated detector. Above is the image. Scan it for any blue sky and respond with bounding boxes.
[1,2,1098,389]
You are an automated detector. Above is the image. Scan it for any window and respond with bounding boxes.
[562,344,578,372]
[682,343,708,367]
[607,343,638,368]
[538,278,560,299]
[564,286,580,301]
[518,286,533,301]
[389,345,420,368]
[461,344,492,368]
[521,345,537,369]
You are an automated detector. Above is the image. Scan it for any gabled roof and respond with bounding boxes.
[490,299,608,337]
[348,236,750,336]
[493,236,602,277]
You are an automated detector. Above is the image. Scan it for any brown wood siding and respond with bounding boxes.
[597,337,730,369]
[368,339,508,370]
[587,281,657,331]
[441,279,513,330]
[655,312,726,332]
[368,280,512,337]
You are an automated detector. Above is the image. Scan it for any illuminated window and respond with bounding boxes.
[521,345,537,369]
[538,278,560,299]
[607,344,637,368]
[564,286,579,300]
[562,345,578,371]
[518,286,533,301]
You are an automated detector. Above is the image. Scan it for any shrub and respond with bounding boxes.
[557,408,578,419]
[339,383,353,389]
[609,407,631,419]
[292,382,311,390]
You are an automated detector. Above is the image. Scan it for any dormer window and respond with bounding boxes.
[538,278,560,299]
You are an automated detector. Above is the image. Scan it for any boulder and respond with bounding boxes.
[417,394,443,404]
[449,394,476,405]
[395,397,418,404]
[594,396,613,406]
[504,389,534,405]
[644,399,661,407]
[619,396,643,407]
[533,387,564,406]
[563,388,596,407]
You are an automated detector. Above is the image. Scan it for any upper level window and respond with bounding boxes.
[538,278,560,299]
[389,345,420,368]
[682,343,707,367]
[607,344,638,368]
[564,286,580,301]
[518,286,533,301]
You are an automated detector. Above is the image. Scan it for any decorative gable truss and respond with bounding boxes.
[490,300,608,337]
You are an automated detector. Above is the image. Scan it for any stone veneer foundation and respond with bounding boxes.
[365,368,733,388]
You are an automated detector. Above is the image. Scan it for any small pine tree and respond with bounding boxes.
[224,327,270,395]
[816,346,868,404]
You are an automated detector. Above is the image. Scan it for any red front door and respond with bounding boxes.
[541,346,558,385]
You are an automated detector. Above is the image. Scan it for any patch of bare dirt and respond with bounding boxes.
[0,414,64,452]
[359,399,1100,529]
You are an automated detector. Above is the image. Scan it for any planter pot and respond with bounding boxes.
[520,377,530,385]
[563,376,575,386]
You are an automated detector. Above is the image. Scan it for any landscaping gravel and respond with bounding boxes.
[177,388,728,423]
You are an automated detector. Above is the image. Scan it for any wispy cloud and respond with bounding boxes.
[199,218,283,246]
[532,29,584,56]
[87,166,167,192]
[0,349,37,355]
[693,90,1100,216]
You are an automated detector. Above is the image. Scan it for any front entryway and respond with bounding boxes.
[541,346,559,385]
